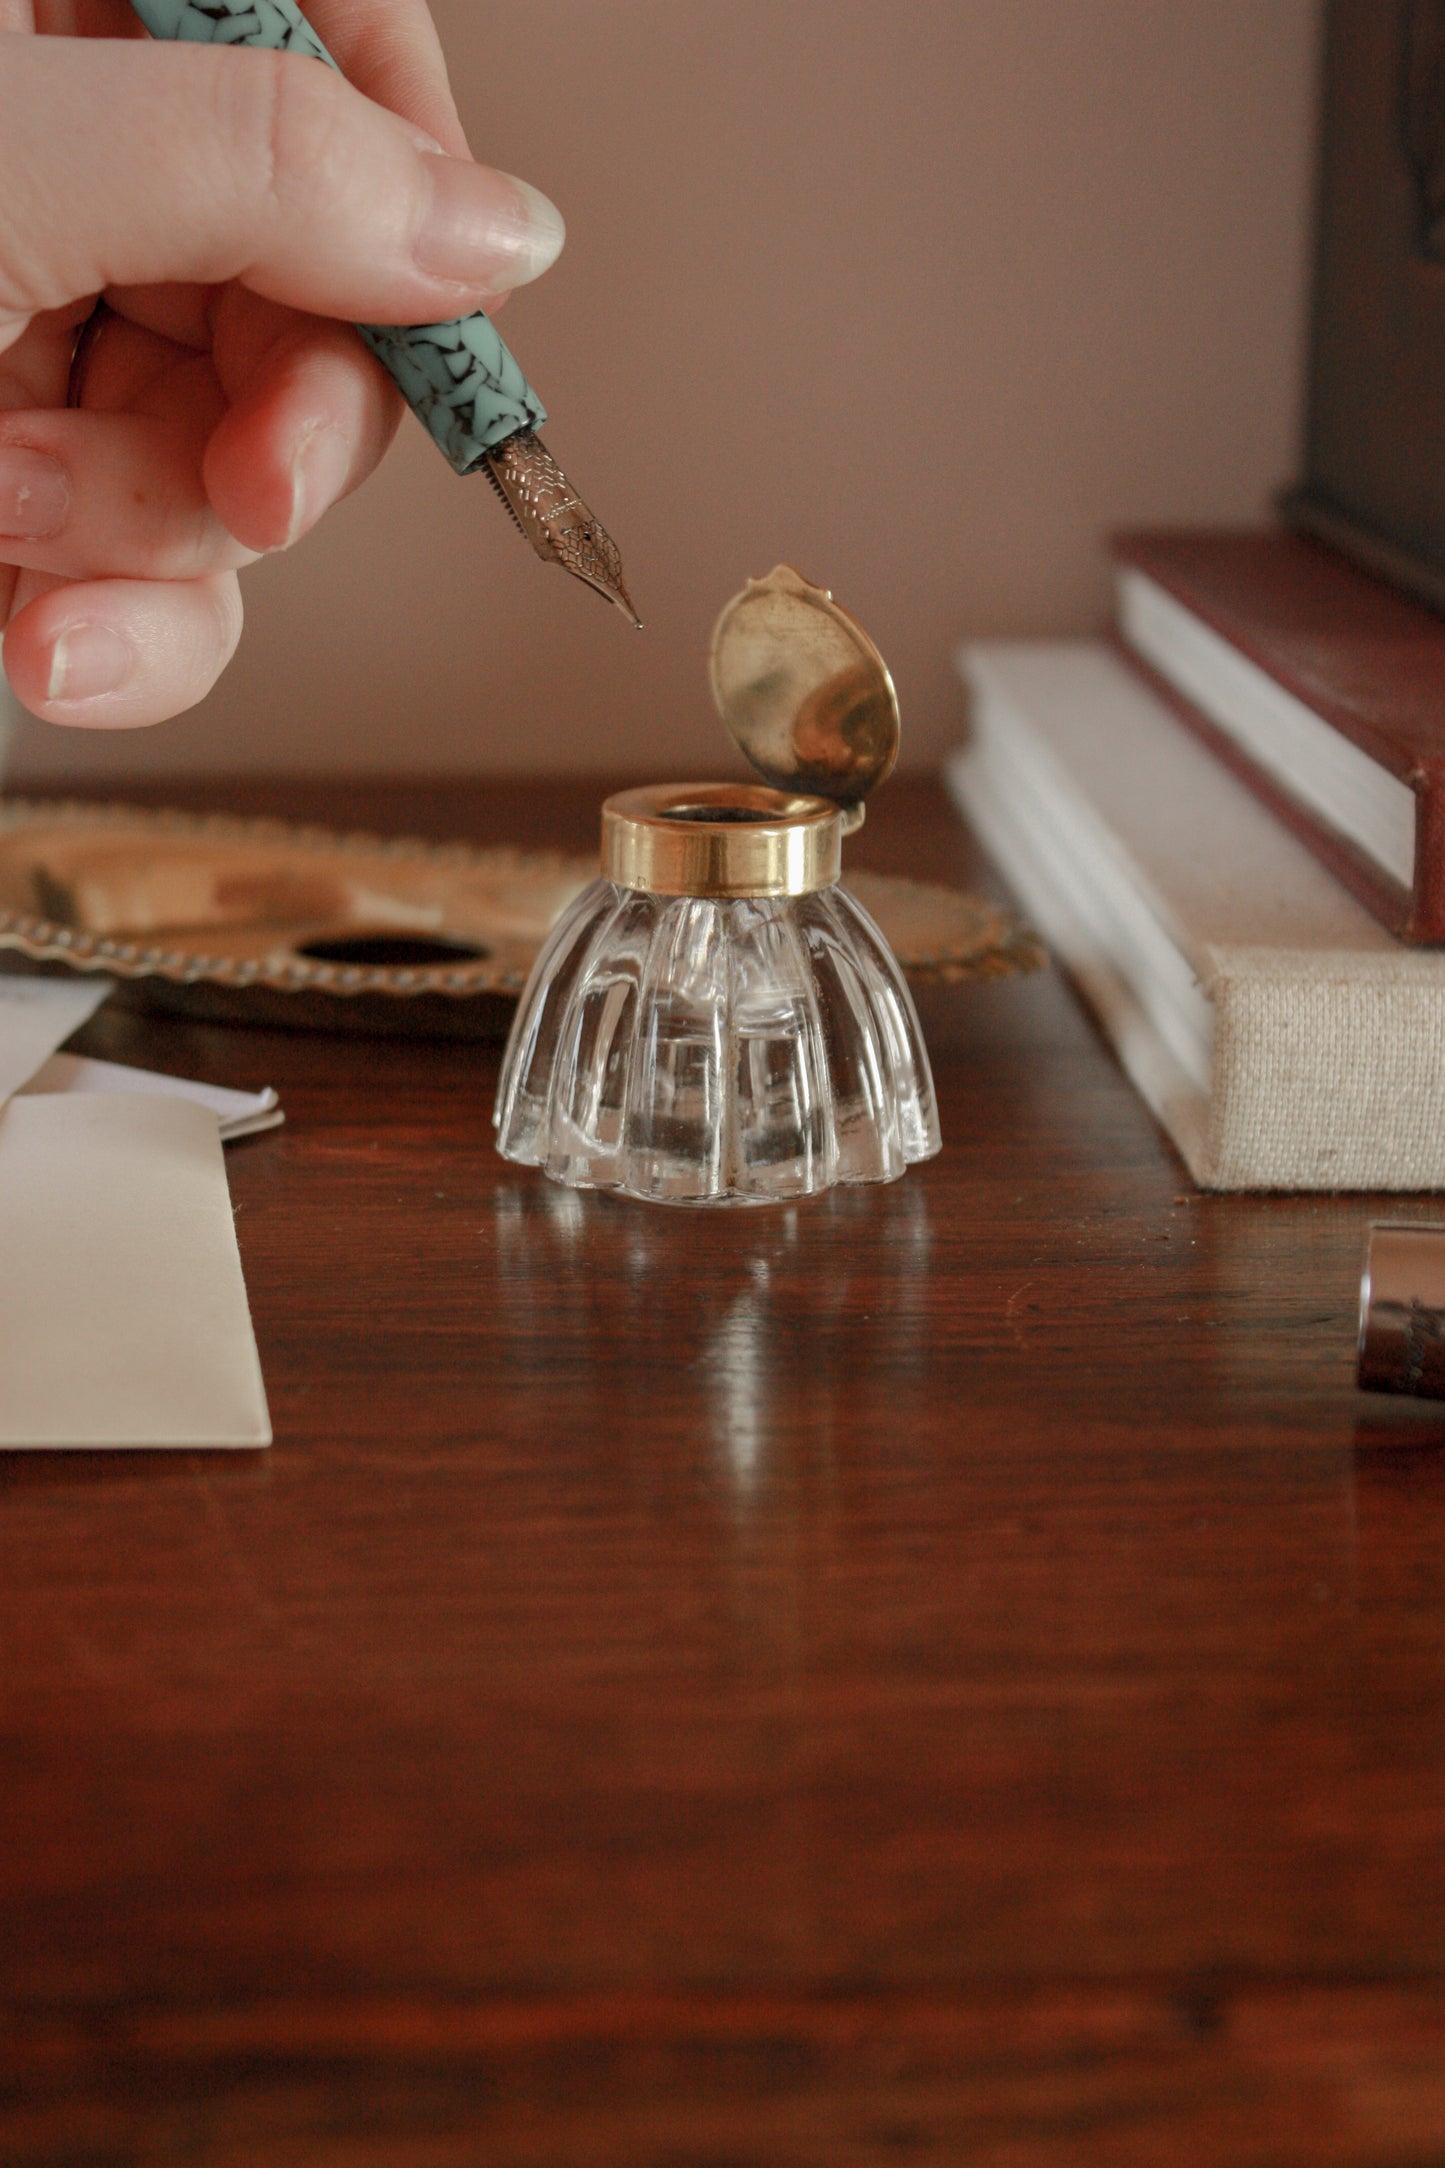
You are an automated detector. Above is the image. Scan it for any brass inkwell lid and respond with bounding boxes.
[601,565,901,899]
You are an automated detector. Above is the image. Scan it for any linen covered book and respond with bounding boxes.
[948,641,1445,1192]
[1113,529,1445,943]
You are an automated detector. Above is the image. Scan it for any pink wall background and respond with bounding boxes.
[6,0,1321,784]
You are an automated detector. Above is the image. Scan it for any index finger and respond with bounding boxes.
[0,40,545,328]
[302,0,470,157]
[58,0,471,154]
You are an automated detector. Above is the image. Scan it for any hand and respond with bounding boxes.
[0,0,565,728]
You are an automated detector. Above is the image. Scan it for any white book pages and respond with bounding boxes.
[950,685,1216,1182]
[0,1095,271,1449]
[951,641,1445,1190]
[1116,565,1417,891]
[957,643,1423,957]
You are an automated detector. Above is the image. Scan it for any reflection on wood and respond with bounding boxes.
[0,778,1439,2164]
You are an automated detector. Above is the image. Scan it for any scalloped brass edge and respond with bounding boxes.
[0,799,594,1001]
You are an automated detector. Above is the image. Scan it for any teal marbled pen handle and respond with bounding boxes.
[125,0,547,472]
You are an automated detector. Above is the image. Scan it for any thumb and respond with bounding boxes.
[0,35,564,339]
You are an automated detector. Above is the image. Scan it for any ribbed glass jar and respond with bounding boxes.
[494,877,941,1206]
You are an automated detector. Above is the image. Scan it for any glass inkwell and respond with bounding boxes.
[494,566,942,1205]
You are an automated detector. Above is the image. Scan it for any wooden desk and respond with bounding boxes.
[2,778,1441,2165]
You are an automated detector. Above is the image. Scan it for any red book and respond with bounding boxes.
[1111,529,1445,943]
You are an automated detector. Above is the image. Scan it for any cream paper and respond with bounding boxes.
[0,1095,271,1449]
[0,973,113,1103]
[18,1050,282,1140]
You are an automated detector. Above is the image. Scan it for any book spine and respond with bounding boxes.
[1413,778,1445,944]
[1209,971,1445,1190]
[1110,636,1445,944]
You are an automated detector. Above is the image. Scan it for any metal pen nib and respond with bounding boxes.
[481,433,642,628]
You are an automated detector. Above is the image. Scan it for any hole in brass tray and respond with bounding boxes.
[295,933,492,967]
[660,806,779,826]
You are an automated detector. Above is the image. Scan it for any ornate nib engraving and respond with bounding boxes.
[481,432,641,627]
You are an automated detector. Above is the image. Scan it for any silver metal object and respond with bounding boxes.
[1357,1221,1445,1396]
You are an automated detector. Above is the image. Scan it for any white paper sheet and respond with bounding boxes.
[18,1050,283,1141]
[0,1095,272,1449]
[0,973,113,1103]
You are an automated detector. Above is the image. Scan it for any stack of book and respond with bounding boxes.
[946,531,1445,1190]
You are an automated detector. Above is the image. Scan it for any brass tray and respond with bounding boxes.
[0,799,1041,1039]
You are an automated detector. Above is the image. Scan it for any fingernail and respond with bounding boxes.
[0,447,69,539]
[413,157,565,292]
[285,422,352,547]
[47,624,134,704]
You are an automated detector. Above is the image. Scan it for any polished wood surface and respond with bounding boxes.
[2,777,1442,2166]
